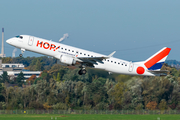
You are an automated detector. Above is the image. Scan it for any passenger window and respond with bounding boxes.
[107,60,109,62]
[61,48,63,49]
[84,54,86,55]
[80,53,82,54]
[76,51,78,53]
[68,49,70,51]
[88,55,90,56]
[65,49,67,50]
[72,50,74,52]
[114,62,116,64]
[111,61,113,63]
[91,56,93,57]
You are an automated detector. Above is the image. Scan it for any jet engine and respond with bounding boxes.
[60,55,76,65]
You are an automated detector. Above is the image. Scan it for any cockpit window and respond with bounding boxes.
[15,35,23,39]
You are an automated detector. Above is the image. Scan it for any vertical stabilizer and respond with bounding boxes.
[144,47,171,70]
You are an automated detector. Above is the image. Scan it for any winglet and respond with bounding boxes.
[108,51,116,57]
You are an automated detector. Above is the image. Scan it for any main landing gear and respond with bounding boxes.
[78,65,87,75]
[78,69,87,75]
[19,48,25,57]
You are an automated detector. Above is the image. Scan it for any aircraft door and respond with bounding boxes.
[129,62,134,72]
[28,36,34,46]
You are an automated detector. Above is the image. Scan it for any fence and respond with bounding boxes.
[0,110,180,114]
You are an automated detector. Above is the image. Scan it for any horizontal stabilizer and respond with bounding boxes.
[148,70,169,76]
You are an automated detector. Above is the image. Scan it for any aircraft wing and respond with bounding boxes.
[77,56,106,65]
[77,51,116,65]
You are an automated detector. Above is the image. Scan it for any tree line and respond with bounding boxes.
[0,56,180,110]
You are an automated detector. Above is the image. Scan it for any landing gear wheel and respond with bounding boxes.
[78,69,87,75]
[82,69,86,74]
[78,70,83,75]
[19,54,23,57]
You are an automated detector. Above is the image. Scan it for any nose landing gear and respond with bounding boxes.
[19,54,23,57]
[19,48,25,57]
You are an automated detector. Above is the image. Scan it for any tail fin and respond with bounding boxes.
[144,47,171,70]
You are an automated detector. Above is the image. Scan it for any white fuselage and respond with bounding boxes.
[6,35,155,76]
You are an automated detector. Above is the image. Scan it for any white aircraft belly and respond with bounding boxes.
[94,62,130,74]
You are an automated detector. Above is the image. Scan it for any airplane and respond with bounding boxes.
[6,35,171,76]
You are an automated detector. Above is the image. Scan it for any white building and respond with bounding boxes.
[0,59,41,79]
[8,71,41,79]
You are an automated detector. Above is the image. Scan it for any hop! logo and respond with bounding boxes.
[36,40,60,51]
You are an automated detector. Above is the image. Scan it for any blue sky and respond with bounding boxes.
[1,0,180,61]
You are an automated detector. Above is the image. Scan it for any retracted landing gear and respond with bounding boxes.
[19,48,25,57]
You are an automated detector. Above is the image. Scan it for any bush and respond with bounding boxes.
[52,103,68,110]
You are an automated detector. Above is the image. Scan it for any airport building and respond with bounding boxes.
[0,59,41,80]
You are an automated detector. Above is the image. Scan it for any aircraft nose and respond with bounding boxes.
[6,39,12,44]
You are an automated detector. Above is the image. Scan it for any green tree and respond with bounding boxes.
[158,99,167,110]
[171,68,179,77]
[8,87,22,109]
[2,86,14,106]
[135,103,144,110]
[115,74,132,82]
[16,72,25,87]
[0,71,10,83]
[56,73,61,82]
[21,87,30,108]
[62,68,89,82]
[108,82,127,109]
[82,77,108,107]
[35,59,42,71]
[2,57,13,63]
[0,83,5,102]
[141,76,173,107]
[52,102,68,110]
[41,70,50,82]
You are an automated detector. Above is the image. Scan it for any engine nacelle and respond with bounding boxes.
[60,55,76,65]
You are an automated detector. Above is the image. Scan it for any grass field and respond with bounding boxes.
[0,114,180,120]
